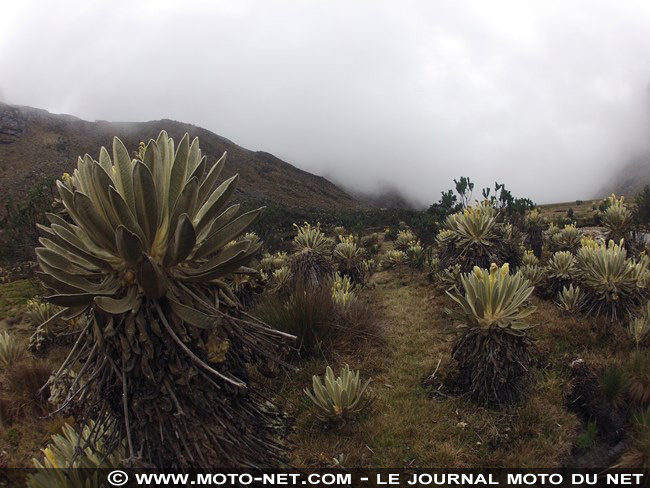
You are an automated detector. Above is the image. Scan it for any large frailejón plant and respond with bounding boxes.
[36,131,292,467]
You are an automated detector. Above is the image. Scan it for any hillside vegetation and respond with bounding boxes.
[1,133,650,481]
[0,103,361,215]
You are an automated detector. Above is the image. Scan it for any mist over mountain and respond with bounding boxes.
[4,1,650,205]
[600,156,650,197]
[0,103,362,214]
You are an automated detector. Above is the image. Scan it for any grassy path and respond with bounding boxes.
[288,267,580,468]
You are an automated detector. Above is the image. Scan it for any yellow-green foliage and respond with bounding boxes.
[0,331,26,367]
[444,203,498,246]
[394,229,416,251]
[293,222,334,255]
[575,239,643,317]
[406,240,425,268]
[525,209,546,229]
[270,266,292,291]
[27,422,125,488]
[447,263,536,335]
[629,302,650,349]
[240,232,261,247]
[304,364,372,421]
[551,224,582,252]
[35,131,289,467]
[556,284,586,314]
[361,258,378,276]
[381,250,407,269]
[331,273,356,310]
[25,299,61,328]
[333,235,363,264]
[520,264,546,286]
[522,250,540,267]
[547,251,577,280]
[601,194,633,240]
[434,264,463,291]
[259,251,289,272]
[333,226,346,237]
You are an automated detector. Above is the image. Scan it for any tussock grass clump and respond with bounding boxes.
[617,409,650,469]
[626,350,650,407]
[601,365,628,408]
[5,359,52,415]
[255,283,337,357]
[255,280,378,358]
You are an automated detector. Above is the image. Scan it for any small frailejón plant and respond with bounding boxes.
[575,239,645,320]
[394,229,416,251]
[304,364,372,421]
[556,284,586,314]
[629,302,650,350]
[333,235,363,283]
[437,203,523,272]
[293,222,334,255]
[446,263,536,406]
[519,264,546,287]
[601,194,634,243]
[523,209,546,258]
[291,222,334,286]
[543,250,578,298]
[381,249,407,269]
[522,250,540,267]
[36,132,292,468]
[24,299,61,328]
[0,331,26,367]
[331,273,356,310]
[550,224,581,253]
[406,240,426,269]
[27,422,125,488]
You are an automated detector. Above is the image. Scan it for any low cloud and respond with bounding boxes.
[2,0,650,205]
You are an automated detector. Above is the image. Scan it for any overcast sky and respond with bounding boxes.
[2,0,650,206]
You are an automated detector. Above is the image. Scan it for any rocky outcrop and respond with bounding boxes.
[0,106,25,143]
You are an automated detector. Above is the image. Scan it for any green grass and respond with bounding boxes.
[0,280,38,319]
[280,263,602,468]
[538,200,600,225]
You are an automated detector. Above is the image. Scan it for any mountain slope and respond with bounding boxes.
[599,157,650,197]
[0,103,361,214]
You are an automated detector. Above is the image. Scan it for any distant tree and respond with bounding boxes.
[576,200,583,206]
[427,189,461,221]
[454,176,474,208]
[481,181,534,216]
[567,208,574,219]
